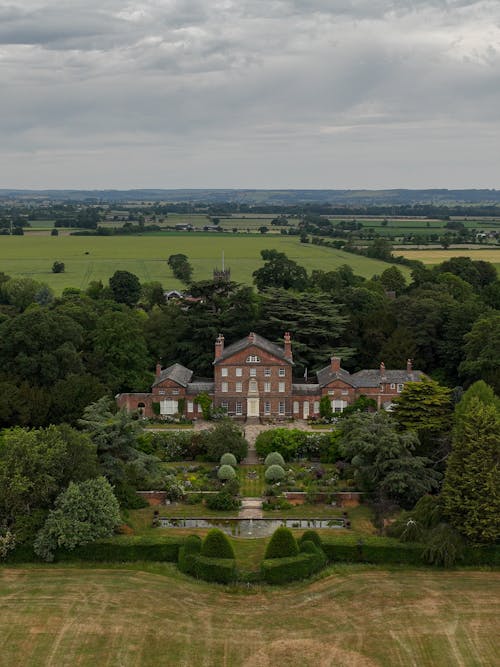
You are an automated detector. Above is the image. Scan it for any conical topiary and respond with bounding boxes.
[264,527,299,559]
[201,528,235,559]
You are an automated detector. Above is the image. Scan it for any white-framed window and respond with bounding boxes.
[247,355,260,363]
[221,368,228,377]
[235,382,242,392]
[221,401,228,411]
[314,401,320,413]
[278,401,285,415]
[221,382,228,393]
[278,382,285,392]
[328,390,334,395]
[235,401,243,415]
[390,382,396,390]
[187,401,194,413]
[397,383,404,392]
[264,382,271,392]
[341,390,348,395]
[264,401,271,415]
[172,389,179,395]
[236,368,242,377]
[293,401,299,414]
[249,379,258,393]
[159,389,166,395]
[279,368,285,377]
[160,399,178,415]
[264,368,271,377]
[332,399,348,413]
[250,367,257,377]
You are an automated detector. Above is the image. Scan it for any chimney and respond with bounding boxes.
[379,361,386,377]
[215,333,224,359]
[284,332,292,360]
[156,362,162,378]
[407,358,413,373]
[248,332,256,343]
[331,356,341,372]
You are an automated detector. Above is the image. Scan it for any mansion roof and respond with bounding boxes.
[153,363,193,388]
[214,332,292,364]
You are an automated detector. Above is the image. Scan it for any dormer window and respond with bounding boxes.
[247,355,260,363]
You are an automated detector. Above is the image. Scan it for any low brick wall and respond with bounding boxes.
[282,491,362,507]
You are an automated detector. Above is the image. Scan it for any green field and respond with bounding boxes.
[0,234,399,292]
[1,565,498,666]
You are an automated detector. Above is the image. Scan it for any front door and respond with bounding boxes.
[247,398,259,417]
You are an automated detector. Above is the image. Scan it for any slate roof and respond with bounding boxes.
[153,363,193,388]
[292,383,320,395]
[214,333,293,364]
[350,369,424,388]
[316,365,357,388]
[186,381,215,394]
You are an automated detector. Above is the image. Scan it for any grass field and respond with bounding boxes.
[0,234,400,291]
[1,565,498,666]
[398,248,500,265]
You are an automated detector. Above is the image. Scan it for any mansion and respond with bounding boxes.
[117,332,423,420]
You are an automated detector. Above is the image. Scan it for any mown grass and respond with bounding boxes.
[1,565,498,666]
[0,234,402,292]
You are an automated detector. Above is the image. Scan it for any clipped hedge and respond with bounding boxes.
[193,555,237,584]
[54,536,183,563]
[262,551,326,585]
[202,529,235,559]
[178,535,202,576]
[264,527,299,559]
[298,530,322,549]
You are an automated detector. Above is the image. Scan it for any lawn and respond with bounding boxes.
[0,234,403,292]
[1,565,498,666]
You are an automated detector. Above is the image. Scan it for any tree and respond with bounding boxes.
[253,250,308,291]
[202,420,248,462]
[442,390,500,543]
[340,411,440,508]
[460,314,500,393]
[109,270,141,306]
[34,477,120,561]
[167,254,193,284]
[52,261,65,273]
[379,266,406,294]
[366,238,393,261]
[319,395,333,419]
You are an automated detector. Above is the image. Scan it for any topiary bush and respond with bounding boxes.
[264,527,299,559]
[220,452,238,467]
[261,551,326,584]
[178,534,202,575]
[264,451,285,467]
[201,529,236,559]
[265,464,285,483]
[298,530,322,549]
[217,464,236,481]
[193,555,237,583]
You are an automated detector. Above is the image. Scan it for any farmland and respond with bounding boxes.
[397,247,500,272]
[1,565,499,666]
[0,234,399,292]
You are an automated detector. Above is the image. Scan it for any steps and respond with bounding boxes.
[239,497,263,519]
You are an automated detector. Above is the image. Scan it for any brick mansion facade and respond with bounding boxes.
[117,332,423,420]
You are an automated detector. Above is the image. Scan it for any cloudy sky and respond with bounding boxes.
[0,0,499,189]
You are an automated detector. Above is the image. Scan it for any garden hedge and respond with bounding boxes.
[201,529,235,559]
[264,527,299,559]
[192,555,237,584]
[262,550,326,584]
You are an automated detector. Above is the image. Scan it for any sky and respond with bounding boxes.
[0,0,499,189]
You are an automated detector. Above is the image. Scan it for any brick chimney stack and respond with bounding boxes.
[407,358,413,373]
[379,361,386,377]
[284,332,292,360]
[215,333,224,359]
[248,332,256,343]
[331,356,341,372]
[156,362,162,378]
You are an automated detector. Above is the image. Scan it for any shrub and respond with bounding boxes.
[205,491,240,511]
[299,540,319,554]
[222,477,240,497]
[201,529,235,559]
[193,555,237,583]
[422,523,465,568]
[264,527,299,559]
[178,534,202,575]
[255,428,306,460]
[202,421,248,462]
[52,261,65,273]
[400,519,424,543]
[220,452,238,467]
[265,465,285,483]
[264,451,285,467]
[261,551,326,584]
[299,530,322,549]
[217,464,236,481]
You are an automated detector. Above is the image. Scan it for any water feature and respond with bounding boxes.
[159,517,345,538]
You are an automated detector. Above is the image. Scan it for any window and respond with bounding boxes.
[278,401,285,415]
[279,368,285,377]
[278,382,285,393]
[341,390,348,396]
[249,379,258,393]
[314,401,319,413]
[172,389,179,395]
[264,368,271,377]
[221,382,228,393]
[249,367,257,377]
[160,399,178,415]
[235,401,242,415]
[235,382,242,392]
[293,401,299,414]
[158,389,166,395]
[187,401,194,413]
[264,401,271,415]
[221,401,228,412]
[390,383,396,390]
[221,368,228,377]
[264,382,271,392]
[247,355,260,363]
[235,368,242,377]
[328,390,334,396]
[397,383,404,392]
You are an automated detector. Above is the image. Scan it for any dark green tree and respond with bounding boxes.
[253,250,308,291]
[109,270,141,306]
[460,314,500,393]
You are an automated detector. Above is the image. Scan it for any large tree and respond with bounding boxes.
[460,314,500,393]
[442,385,500,543]
[109,270,141,306]
[253,250,308,292]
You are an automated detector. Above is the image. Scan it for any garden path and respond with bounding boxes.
[238,497,263,519]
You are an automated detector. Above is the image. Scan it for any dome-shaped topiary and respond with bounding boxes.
[218,464,236,481]
[201,528,235,559]
[220,452,238,467]
[265,464,285,483]
[184,534,202,554]
[265,451,285,467]
[299,530,322,549]
[264,526,299,559]
[299,540,319,554]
